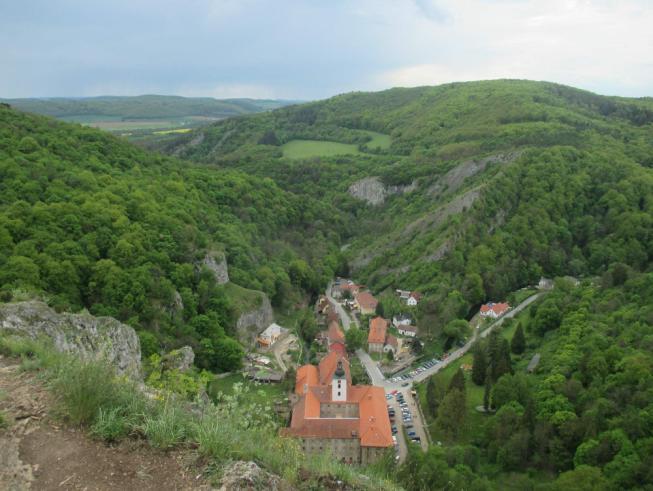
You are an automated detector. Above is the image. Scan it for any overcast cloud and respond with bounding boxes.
[1,0,652,99]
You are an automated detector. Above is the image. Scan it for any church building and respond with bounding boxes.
[281,351,393,464]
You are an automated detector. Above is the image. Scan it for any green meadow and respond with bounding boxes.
[281,139,361,158]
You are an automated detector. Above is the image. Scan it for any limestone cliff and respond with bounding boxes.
[348,176,417,205]
[201,251,229,284]
[0,301,141,379]
[236,294,274,346]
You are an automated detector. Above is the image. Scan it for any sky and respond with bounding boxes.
[1,0,652,100]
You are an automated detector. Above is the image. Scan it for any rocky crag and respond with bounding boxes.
[201,250,230,284]
[236,294,274,346]
[0,301,141,379]
[348,176,417,205]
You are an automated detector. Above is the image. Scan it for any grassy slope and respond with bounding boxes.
[282,139,361,158]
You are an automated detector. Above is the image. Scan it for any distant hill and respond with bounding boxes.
[161,78,653,318]
[0,95,299,140]
[1,94,297,120]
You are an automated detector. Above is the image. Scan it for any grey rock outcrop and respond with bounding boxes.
[0,301,141,379]
[201,251,229,284]
[348,176,417,205]
[218,461,291,491]
[428,152,521,198]
[236,294,274,346]
[161,346,194,372]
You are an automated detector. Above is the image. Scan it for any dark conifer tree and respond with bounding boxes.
[511,323,526,354]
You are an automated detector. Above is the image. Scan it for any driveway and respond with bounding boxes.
[325,282,358,330]
[270,333,297,373]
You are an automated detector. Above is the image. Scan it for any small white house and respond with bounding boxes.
[257,323,286,347]
[406,292,422,306]
[392,314,412,328]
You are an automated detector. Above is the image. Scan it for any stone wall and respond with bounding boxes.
[301,437,361,464]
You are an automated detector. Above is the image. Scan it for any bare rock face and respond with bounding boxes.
[161,346,194,372]
[0,301,141,379]
[201,251,229,284]
[348,176,417,206]
[218,461,292,491]
[236,294,274,346]
[428,152,521,198]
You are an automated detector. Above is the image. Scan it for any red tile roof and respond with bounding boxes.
[368,316,387,345]
[386,334,398,349]
[356,292,378,311]
[295,364,319,395]
[327,320,345,344]
[318,351,351,385]
[284,359,393,448]
[409,291,422,301]
[329,341,346,356]
[481,302,510,315]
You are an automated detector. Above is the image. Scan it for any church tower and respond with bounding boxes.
[332,359,347,401]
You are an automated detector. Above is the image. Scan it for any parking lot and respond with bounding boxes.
[386,387,428,462]
[388,356,444,385]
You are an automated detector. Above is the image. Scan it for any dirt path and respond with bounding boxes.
[0,356,209,491]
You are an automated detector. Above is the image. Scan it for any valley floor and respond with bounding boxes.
[0,356,209,491]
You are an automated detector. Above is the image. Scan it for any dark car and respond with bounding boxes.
[401,382,410,387]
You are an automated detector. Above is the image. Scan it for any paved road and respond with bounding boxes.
[325,282,358,330]
[355,348,385,385]
[324,284,544,458]
[411,292,543,384]
[326,284,427,457]
[328,286,543,390]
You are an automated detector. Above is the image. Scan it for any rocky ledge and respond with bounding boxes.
[0,301,141,379]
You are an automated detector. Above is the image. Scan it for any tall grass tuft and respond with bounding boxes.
[141,399,189,448]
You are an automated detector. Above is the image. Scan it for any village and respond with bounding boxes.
[227,276,548,466]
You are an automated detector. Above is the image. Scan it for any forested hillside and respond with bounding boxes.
[2,79,653,488]
[0,104,346,370]
[2,95,294,121]
[156,79,653,489]
[163,80,653,336]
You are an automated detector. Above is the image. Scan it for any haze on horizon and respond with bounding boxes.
[2,0,652,101]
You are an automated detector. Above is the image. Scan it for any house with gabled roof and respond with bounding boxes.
[407,291,422,306]
[480,302,511,318]
[355,291,378,316]
[282,351,393,464]
[367,316,388,353]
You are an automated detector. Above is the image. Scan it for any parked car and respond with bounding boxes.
[401,382,410,387]
[408,431,417,437]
